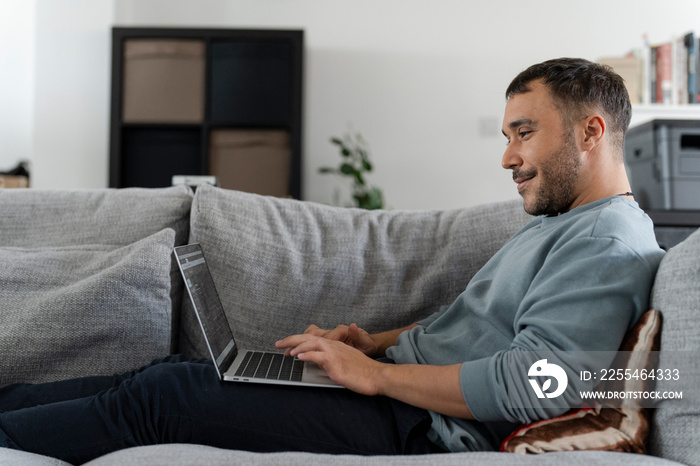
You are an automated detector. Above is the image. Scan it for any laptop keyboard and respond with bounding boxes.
[234,351,304,382]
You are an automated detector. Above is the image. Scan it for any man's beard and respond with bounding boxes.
[516,134,581,216]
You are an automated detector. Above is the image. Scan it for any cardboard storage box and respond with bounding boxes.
[0,175,29,188]
[122,39,205,123]
[209,129,291,197]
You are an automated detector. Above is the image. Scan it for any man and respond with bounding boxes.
[0,58,664,462]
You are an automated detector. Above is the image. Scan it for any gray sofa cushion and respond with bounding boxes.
[181,184,531,357]
[81,444,685,466]
[0,228,175,386]
[0,448,71,466]
[0,186,193,352]
[0,186,192,247]
[649,228,700,466]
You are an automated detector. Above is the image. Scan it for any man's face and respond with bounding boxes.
[501,81,582,216]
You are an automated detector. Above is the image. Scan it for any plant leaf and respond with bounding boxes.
[354,171,365,185]
[367,187,383,209]
[325,130,385,209]
[340,163,355,176]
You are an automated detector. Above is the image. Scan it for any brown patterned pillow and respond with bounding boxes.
[501,309,661,454]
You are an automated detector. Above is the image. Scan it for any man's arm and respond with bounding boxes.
[275,332,474,420]
[375,362,474,419]
[370,324,419,357]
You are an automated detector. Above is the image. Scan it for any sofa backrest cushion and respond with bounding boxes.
[648,227,700,465]
[0,186,193,352]
[0,228,175,385]
[181,184,531,356]
[0,186,192,247]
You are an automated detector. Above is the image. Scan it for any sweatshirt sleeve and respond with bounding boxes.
[415,305,450,327]
[460,236,660,424]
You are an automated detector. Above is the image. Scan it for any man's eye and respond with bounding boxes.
[519,131,532,138]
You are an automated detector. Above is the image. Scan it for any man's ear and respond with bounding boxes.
[580,114,606,151]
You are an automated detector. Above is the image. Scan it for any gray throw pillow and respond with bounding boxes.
[0,228,175,385]
[0,186,193,354]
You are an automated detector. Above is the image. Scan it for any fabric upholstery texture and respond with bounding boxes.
[82,444,684,466]
[182,184,532,357]
[0,229,175,386]
[0,185,695,466]
[0,186,193,353]
[0,186,192,248]
[0,448,71,466]
[649,228,700,466]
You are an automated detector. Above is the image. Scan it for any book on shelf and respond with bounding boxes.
[656,41,673,104]
[599,31,700,106]
[686,32,697,103]
[598,55,643,104]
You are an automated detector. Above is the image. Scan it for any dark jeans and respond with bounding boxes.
[0,355,440,464]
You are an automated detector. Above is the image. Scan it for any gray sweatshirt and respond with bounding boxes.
[386,196,665,452]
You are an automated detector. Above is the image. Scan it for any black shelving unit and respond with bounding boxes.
[109,27,303,199]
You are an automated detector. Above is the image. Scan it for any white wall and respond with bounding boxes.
[32,0,113,189]
[6,0,700,209]
[0,1,35,172]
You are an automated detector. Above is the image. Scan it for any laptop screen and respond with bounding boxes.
[175,244,237,371]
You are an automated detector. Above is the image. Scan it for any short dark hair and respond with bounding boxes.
[506,58,632,156]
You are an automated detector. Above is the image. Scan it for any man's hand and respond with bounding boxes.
[275,332,474,420]
[296,323,379,358]
[276,333,383,395]
[279,322,420,360]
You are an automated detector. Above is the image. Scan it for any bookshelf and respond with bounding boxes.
[630,104,700,127]
[603,31,700,126]
[109,27,304,199]
[616,33,700,243]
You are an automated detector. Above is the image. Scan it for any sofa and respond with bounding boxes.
[0,183,698,466]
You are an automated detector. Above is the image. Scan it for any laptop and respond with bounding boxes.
[174,243,343,388]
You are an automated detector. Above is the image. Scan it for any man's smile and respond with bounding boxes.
[513,170,537,192]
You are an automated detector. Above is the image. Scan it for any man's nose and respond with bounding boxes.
[501,143,522,170]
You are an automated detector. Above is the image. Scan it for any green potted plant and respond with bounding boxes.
[319,132,384,210]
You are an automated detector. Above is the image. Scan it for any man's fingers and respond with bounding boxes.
[288,335,331,357]
[275,333,311,351]
[324,325,350,341]
[276,333,331,356]
[348,323,360,339]
[278,324,369,357]
[303,324,325,335]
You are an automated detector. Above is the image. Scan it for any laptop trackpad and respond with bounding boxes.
[302,362,343,387]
